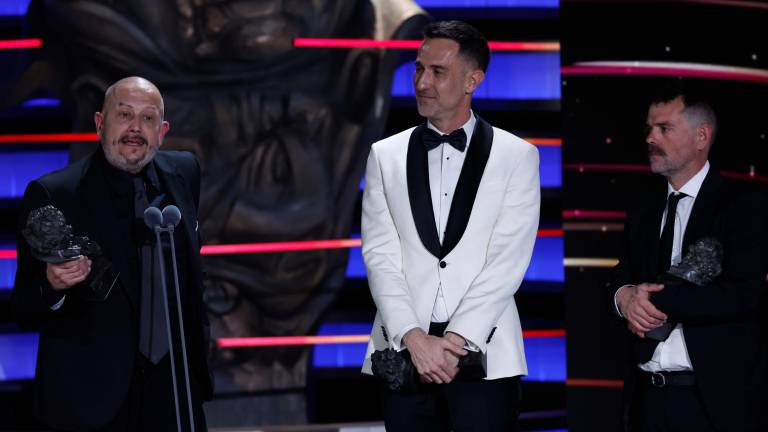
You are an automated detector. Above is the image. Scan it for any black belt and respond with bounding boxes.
[640,370,696,388]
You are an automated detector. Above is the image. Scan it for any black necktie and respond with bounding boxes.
[644,191,687,345]
[658,192,687,273]
[422,127,467,152]
[135,176,169,364]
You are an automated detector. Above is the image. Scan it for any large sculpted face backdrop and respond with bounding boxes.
[13,0,427,422]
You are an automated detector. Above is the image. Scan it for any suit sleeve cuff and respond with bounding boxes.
[393,324,420,351]
[40,278,66,310]
[614,285,634,318]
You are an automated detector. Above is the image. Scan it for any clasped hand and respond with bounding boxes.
[46,256,92,290]
[403,329,468,384]
[617,283,668,338]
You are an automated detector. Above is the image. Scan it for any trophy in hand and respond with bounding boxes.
[22,205,116,300]
[646,237,723,340]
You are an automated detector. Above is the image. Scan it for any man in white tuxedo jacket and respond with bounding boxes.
[360,20,540,432]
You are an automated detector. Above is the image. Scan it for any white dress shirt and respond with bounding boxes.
[394,112,477,347]
[428,113,476,323]
[639,161,710,372]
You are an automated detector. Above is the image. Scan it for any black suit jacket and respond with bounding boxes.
[610,168,768,432]
[12,149,213,431]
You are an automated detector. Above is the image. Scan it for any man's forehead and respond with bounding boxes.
[110,86,162,109]
[648,99,685,120]
[418,38,460,62]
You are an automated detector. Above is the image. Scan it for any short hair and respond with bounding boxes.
[650,80,717,143]
[423,20,490,72]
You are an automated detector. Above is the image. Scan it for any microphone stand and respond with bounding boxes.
[153,220,196,432]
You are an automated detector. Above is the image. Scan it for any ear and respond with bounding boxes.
[465,69,485,94]
[94,112,104,137]
[696,122,712,150]
[159,120,170,148]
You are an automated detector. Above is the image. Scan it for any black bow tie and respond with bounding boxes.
[422,127,467,152]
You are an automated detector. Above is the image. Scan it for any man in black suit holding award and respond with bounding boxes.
[13,76,212,431]
[611,83,768,432]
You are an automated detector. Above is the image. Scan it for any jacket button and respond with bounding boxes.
[439,261,447,268]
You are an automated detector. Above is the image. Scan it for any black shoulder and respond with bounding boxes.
[33,155,90,194]
[155,150,201,179]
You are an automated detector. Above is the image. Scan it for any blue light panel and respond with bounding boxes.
[392,53,561,100]
[346,235,564,282]
[539,146,561,188]
[0,0,31,16]
[0,247,15,290]
[21,98,62,107]
[0,150,69,198]
[0,332,38,381]
[312,322,566,383]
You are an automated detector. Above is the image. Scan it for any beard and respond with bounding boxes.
[102,141,158,174]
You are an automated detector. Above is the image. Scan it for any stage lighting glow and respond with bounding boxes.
[294,38,559,52]
[0,38,42,49]
[0,132,99,143]
[562,61,768,84]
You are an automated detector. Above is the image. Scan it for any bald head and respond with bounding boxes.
[94,76,169,173]
[102,76,165,119]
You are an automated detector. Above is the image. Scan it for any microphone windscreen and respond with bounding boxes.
[144,207,163,229]
[162,205,182,227]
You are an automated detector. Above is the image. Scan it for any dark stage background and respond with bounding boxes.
[562,1,768,431]
[1,0,764,431]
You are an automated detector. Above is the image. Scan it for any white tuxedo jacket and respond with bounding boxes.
[361,116,540,379]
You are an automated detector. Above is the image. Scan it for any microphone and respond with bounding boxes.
[144,206,163,229]
[161,205,182,228]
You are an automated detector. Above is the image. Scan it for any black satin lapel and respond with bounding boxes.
[440,115,493,258]
[682,170,721,251]
[407,124,441,258]
[78,156,139,308]
[154,156,199,256]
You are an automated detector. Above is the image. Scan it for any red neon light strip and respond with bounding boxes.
[200,239,362,255]
[619,0,768,9]
[566,378,624,388]
[0,133,99,144]
[522,329,566,338]
[528,138,561,147]
[218,335,370,348]
[0,38,43,50]
[217,329,565,348]
[562,210,627,220]
[0,230,567,260]
[537,229,563,237]
[561,65,768,84]
[201,230,559,256]
[294,38,560,52]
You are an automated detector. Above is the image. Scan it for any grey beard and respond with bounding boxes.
[104,147,157,174]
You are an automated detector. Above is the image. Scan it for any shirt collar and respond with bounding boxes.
[426,110,476,150]
[98,147,161,194]
[668,160,709,199]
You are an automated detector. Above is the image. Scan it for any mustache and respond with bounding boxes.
[647,144,665,156]
[416,91,435,98]
[120,133,148,145]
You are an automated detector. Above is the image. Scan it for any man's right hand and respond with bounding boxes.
[46,256,92,290]
[616,283,667,334]
[403,328,467,384]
